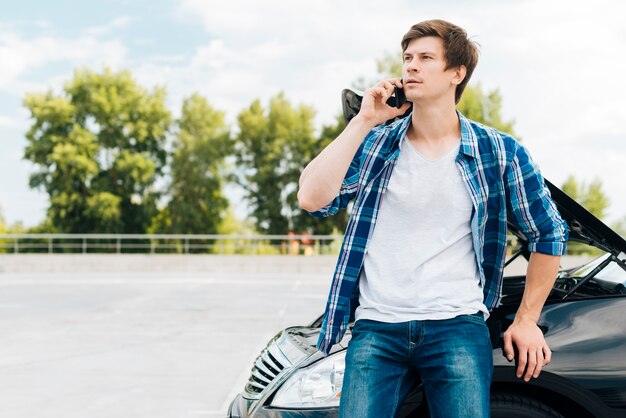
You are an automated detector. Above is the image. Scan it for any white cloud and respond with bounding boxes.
[189,39,242,70]
[0,30,127,95]
[173,0,626,135]
[173,0,418,123]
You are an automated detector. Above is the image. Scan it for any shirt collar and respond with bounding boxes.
[393,108,478,158]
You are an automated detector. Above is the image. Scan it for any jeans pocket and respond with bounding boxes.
[456,312,487,326]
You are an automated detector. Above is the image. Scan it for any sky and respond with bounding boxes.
[1,0,625,228]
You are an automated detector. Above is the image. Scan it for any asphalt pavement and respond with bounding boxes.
[0,270,331,418]
[0,255,586,417]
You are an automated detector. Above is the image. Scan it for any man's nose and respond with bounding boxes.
[405,58,420,72]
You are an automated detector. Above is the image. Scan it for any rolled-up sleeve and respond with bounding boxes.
[504,141,569,255]
[306,131,369,218]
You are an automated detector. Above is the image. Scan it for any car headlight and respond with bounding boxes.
[270,350,346,408]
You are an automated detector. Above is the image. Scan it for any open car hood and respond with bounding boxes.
[340,88,626,257]
[534,181,626,256]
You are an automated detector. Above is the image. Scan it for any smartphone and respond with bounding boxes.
[385,78,407,109]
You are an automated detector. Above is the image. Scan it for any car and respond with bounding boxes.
[227,89,626,418]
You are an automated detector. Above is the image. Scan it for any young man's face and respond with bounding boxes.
[402,36,465,104]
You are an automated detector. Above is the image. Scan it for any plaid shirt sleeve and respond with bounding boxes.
[305,132,369,218]
[504,140,569,255]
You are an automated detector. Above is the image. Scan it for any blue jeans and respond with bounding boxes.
[338,312,493,418]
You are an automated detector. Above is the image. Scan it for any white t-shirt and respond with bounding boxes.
[354,133,489,323]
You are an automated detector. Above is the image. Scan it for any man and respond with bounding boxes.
[297,19,568,418]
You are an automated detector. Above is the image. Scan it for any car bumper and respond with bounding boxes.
[228,393,339,418]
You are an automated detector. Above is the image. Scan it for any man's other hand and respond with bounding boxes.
[503,317,552,382]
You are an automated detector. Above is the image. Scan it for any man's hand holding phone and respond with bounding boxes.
[356,78,412,127]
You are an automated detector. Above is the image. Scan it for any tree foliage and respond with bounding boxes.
[150,93,232,235]
[23,67,171,233]
[0,206,5,234]
[611,217,626,239]
[562,175,611,255]
[16,57,530,241]
[562,175,609,220]
[234,92,346,236]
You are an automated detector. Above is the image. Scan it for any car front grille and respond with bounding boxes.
[244,336,292,396]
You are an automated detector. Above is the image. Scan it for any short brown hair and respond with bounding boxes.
[401,19,479,104]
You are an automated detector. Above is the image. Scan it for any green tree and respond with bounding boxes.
[561,175,609,220]
[0,206,5,234]
[0,205,28,253]
[611,216,626,239]
[0,207,26,234]
[584,181,610,220]
[23,67,171,233]
[301,113,354,235]
[561,175,610,255]
[457,83,516,135]
[234,92,342,239]
[561,175,579,200]
[216,207,256,235]
[150,93,232,237]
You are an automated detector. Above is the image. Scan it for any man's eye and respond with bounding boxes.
[424,56,432,60]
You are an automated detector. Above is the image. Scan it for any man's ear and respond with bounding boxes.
[452,65,467,86]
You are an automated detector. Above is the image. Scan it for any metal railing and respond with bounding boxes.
[0,233,345,255]
[0,233,521,256]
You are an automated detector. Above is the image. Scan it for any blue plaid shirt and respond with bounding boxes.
[306,109,568,356]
